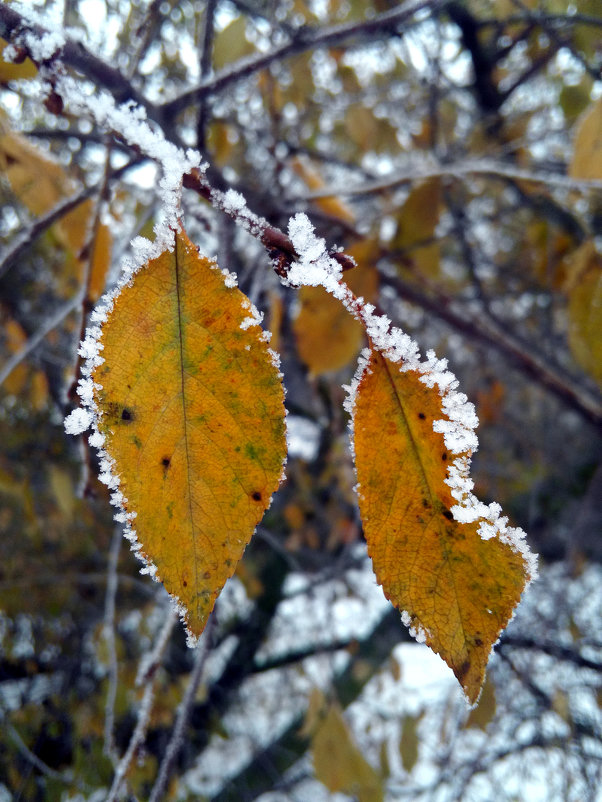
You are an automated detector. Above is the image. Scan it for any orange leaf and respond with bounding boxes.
[350,349,532,703]
[91,228,287,639]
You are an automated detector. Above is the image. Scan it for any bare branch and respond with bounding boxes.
[161,0,442,118]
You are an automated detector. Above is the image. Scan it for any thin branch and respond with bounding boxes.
[0,159,137,282]
[103,525,123,767]
[497,635,602,672]
[252,638,355,673]
[0,291,82,388]
[148,617,215,802]
[106,606,178,802]
[303,158,602,199]
[0,4,158,121]
[196,0,219,151]
[2,712,90,793]
[161,0,441,117]
[379,272,602,427]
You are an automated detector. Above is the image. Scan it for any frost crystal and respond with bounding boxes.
[64,407,92,435]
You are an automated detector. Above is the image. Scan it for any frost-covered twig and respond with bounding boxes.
[106,606,178,802]
[103,525,122,767]
[148,617,215,802]
[0,3,157,121]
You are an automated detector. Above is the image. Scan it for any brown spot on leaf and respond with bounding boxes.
[121,408,133,421]
[252,491,262,501]
[418,412,426,420]
[443,510,454,520]
[442,452,447,461]
[161,457,171,468]
[457,659,471,682]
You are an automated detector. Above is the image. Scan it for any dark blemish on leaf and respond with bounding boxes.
[442,452,447,461]
[121,408,133,421]
[161,457,171,468]
[225,559,232,567]
[422,498,430,508]
[418,412,426,420]
[443,510,454,520]
[183,580,188,587]
[203,571,211,580]
[457,660,471,681]
[252,491,262,501]
[475,638,483,646]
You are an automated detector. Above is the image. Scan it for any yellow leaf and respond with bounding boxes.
[565,241,602,387]
[0,122,112,297]
[299,687,326,738]
[88,221,113,303]
[465,675,496,730]
[399,713,421,772]
[212,18,254,71]
[392,179,442,278]
[351,350,531,703]
[92,228,287,638]
[569,97,602,180]
[0,39,37,82]
[293,240,379,376]
[0,128,69,216]
[291,155,356,224]
[312,703,383,802]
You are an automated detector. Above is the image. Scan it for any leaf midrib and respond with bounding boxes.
[174,232,199,599]
[381,352,468,653]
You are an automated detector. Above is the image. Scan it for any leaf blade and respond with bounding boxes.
[351,349,532,703]
[92,228,286,638]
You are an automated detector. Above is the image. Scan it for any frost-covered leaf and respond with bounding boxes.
[88,228,287,639]
[349,349,534,703]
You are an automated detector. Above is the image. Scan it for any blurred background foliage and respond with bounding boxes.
[0,0,601,799]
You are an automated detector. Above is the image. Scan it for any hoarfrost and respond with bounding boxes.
[64,407,92,435]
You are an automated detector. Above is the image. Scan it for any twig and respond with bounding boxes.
[0,3,158,122]
[196,0,218,151]
[0,291,82,388]
[103,525,123,767]
[1,701,90,793]
[303,158,602,199]
[106,606,178,802]
[0,159,137,282]
[148,617,216,802]
[161,0,441,117]
[378,272,602,427]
